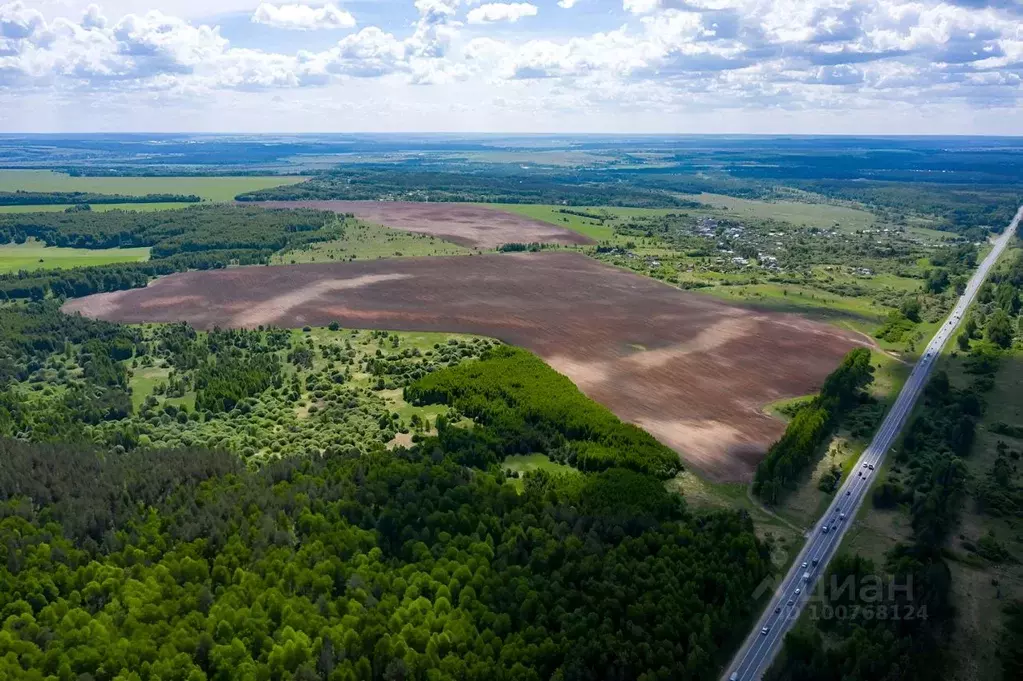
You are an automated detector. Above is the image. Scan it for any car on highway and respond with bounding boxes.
[787,599,794,606]
[761,626,770,635]
[840,512,846,520]
[730,673,738,681]
[823,525,829,533]
[862,462,867,468]
[795,588,801,595]
[846,490,851,495]
[868,464,875,470]
[801,561,807,569]
[775,606,781,614]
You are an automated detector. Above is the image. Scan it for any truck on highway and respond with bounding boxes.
[803,571,810,581]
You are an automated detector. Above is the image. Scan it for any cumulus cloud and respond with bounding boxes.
[80,4,106,29]
[252,3,356,31]
[557,0,579,7]
[319,26,407,76]
[1,1,47,42]
[467,3,538,24]
[2,0,1023,125]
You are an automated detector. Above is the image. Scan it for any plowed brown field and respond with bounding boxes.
[64,252,869,481]
[248,200,594,249]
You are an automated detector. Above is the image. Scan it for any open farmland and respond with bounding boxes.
[250,200,595,249]
[64,251,867,481]
[0,170,307,210]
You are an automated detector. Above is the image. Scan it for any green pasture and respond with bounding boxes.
[0,241,150,273]
[0,170,308,202]
[0,202,197,214]
[688,192,879,231]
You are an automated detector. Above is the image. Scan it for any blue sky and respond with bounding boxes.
[2,1,1022,133]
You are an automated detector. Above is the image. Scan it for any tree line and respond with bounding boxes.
[0,191,201,206]
[768,288,1016,680]
[753,348,874,503]
[766,365,995,681]
[405,345,682,478]
[0,205,335,253]
[0,206,342,300]
[235,166,692,208]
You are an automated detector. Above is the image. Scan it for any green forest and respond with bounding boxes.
[0,207,342,300]
[405,346,681,478]
[0,297,779,680]
[234,167,689,208]
[753,348,875,503]
[0,191,201,206]
[0,439,769,681]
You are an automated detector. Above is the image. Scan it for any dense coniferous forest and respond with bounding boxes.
[0,191,201,206]
[753,348,875,503]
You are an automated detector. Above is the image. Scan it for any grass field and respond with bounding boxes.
[0,241,150,273]
[703,281,887,324]
[499,196,885,240]
[272,221,468,264]
[0,202,200,214]
[669,472,802,571]
[943,350,1023,681]
[689,192,880,232]
[502,453,578,480]
[0,170,307,202]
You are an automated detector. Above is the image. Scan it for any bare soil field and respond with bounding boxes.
[64,252,867,481]
[250,201,594,249]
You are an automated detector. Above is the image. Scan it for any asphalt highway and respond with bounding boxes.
[722,206,1023,681]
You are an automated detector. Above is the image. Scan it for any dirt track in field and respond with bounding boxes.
[248,200,594,249]
[64,252,868,482]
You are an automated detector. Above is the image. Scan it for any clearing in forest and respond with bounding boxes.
[272,221,468,263]
[64,251,868,481]
[0,240,150,273]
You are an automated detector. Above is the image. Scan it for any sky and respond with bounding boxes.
[1,0,1022,134]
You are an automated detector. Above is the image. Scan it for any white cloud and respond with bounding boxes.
[80,4,106,29]
[319,26,407,76]
[622,0,659,15]
[557,0,578,8]
[252,3,356,31]
[2,0,1022,131]
[467,3,538,24]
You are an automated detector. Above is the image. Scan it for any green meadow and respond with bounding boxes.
[0,241,150,274]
